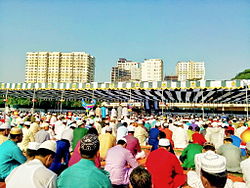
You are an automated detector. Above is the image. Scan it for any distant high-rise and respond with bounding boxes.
[110,58,141,82]
[25,52,95,83]
[141,59,163,81]
[176,61,205,81]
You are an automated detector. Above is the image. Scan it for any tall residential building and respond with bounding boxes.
[176,61,205,81]
[141,59,163,81]
[25,52,95,83]
[110,58,141,82]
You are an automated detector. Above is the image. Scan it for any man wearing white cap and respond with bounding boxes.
[146,138,186,187]
[105,138,138,187]
[98,126,116,160]
[6,140,57,188]
[25,142,41,161]
[148,122,161,151]
[240,142,250,187]
[172,122,188,149]
[0,127,26,181]
[134,120,148,146]
[0,123,11,144]
[146,138,186,188]
[205,123,225,149]
[35,123,50,143]
[187,151,237,188]
[125,126,141,156]
[19,121,35,151]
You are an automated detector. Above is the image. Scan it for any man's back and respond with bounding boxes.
[146,148,186,188]
[105,145,138,185]
[0,140,26,180]
[217,143,242,173]
[57,159,111,188]
[35,129,50,143]
[99,133,116,159]
[124,135,141,156]
[6,159,57,188]
[72,128,88,149]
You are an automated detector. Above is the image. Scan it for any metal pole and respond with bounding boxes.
[246,83,249,120]
[202,89,204,120]
[32,88,36,114]
[162,89,164,116]
[60,91,64,114]
[4,89,9,118]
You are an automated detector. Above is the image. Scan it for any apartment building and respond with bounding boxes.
[25,52,95,83]
[141,59,163,81]
[176,61,205,81]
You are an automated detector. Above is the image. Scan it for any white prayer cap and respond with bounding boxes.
[28,142,41,151]
[39,140,57,153]
[106,126,112,132]
[211,122,218,127]
[163,123,169,127]
[159,138,170,147]
[24,121,31,126]
[127,126,135,132]
[155,122,161,127]
[201,153,226,173]
[40,123,49,128]
[76,120,84,126]
[69,123,77,128]
[0,123,11,129]
[137,120,143,124]
[89,119,94,124]
[117,138,127,144]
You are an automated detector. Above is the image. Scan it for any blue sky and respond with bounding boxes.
[0,0,249,82]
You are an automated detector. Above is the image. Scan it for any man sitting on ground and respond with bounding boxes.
[6,140,57,188]
[0,127,26,181]
[146,138,186,188]
[57,134,111,188]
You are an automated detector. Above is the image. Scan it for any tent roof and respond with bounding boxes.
[0,80,249,103]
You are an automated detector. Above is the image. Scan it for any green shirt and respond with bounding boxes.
[181,143,202,169]
[0,140,26,180]
[57,159,111,188]
[72,128,88,150]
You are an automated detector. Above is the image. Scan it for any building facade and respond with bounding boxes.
[141,59,163,81]
[25,52,95,83]
[176,61,205,81]
[164,75,178,81]
[110,58,141,82]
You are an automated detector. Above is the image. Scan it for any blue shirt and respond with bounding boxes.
[148,128,160,151]
[101,107,107,118]
[0,140,26,180]
[57,159,111,188]
[231,135,241,147]
[49,139,70,174]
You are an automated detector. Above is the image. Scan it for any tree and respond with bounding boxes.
[232,69,250,79]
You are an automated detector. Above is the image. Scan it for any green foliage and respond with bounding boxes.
[233,69,250,79]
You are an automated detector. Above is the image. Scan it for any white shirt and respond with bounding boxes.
[172,127,188,148]
[54,120,66,140]
[61,127,74,151]
[187,170,235,188]
[240,158,250,187]
[116,126,128,141]
[6,159,57,188]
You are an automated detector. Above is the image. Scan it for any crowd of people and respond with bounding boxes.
[0,105,249,188]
